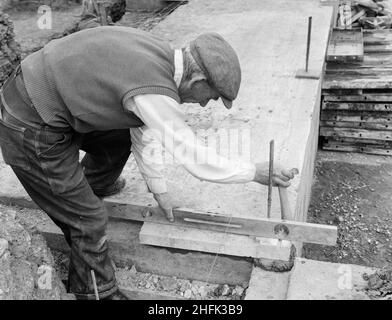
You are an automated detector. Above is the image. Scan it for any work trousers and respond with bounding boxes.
[0,67,131,299]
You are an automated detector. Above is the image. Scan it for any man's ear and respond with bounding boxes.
[188,73,207,87]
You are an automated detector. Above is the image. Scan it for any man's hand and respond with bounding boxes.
[153,192,177,222]
[253,162,299,187]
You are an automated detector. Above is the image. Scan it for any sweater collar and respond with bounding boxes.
[174,49,183,88]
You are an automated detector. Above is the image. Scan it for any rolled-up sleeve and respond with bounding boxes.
[125,94,256,186]
[129,125,167,194]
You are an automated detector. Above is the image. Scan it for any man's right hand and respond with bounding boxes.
[153,192,176,223]
[253,162,299,187]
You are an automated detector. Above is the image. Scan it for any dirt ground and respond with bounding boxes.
[304,151,392,269]
[5,1,183,59]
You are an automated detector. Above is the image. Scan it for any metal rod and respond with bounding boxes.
[267,140,274,219]
[305,16,312,72]
[91,270,99,300]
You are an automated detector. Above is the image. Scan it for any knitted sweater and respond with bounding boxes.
[21,26,180,132]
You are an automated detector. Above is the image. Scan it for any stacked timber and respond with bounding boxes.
[321,29,392,156]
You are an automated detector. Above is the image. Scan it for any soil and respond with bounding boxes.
[0,204,73,300]
[5,1,184,59]
[304,151,392,268]
[362,267,392,299]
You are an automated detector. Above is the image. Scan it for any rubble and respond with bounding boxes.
[0,205,72,300]
[304,157,392,268]
[363,267,392,299]
[0,12,21,87]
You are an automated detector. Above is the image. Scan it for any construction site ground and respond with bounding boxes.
[3,148,391,299]
[1,1,392,300]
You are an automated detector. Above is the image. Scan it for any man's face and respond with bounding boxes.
[179,80,220,107]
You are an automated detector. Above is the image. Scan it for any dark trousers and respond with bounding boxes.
[0,71,131,299]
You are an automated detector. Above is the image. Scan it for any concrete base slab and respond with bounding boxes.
[140,222,292,260]
[286,258,376,300]
[245,267,290,300]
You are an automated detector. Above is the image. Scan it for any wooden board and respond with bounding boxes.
[364,29,392,45]
[322,101,392,111]
[327,28,364,62]
[323,142,392,156]
[320,126,392,141]
[139,222,293,260]
[320,120,392,131]
[323,29,392,90]
[323,136,392,147]
[105,199,338,246]
[323,94,392,102]
[321,110,392,122]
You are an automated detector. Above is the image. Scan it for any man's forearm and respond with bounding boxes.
[129,94,256,184]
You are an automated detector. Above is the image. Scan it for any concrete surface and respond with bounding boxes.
[245,267,290,300]
[244,257,378,300]
[286,258,375,300]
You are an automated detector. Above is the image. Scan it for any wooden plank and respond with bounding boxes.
[363,29,392,45]
[320,126,392,141]
[325,68,392,77]
[39,214,253,286]
[321,110,392,122]
[105,200,338,246]
[320,120,392,131]
[322,89,364,96]
[365,44,392,54]
[139,223,293,260]
[325,136,392,146]
[337,3,351,28]
[326,28,364,62]
[323,94,392,102]
[327,53,392,67]
[323,73,392,89]
[322,101,392,111]
[323,143,392,156]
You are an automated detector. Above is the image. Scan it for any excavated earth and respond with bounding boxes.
[304,151,392,300]
[0,205,73,299]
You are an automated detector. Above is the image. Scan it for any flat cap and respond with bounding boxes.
[190,32,241,109]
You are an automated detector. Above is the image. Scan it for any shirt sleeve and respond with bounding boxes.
[125,94,256,185]
[129,126,167,194]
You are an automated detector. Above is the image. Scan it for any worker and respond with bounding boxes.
[0,26,297,300]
